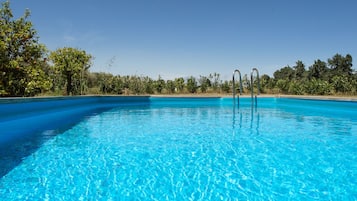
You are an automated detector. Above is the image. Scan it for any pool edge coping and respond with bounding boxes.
[0,94,356,103]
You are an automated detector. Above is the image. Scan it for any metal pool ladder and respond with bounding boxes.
[250,68,260,106]
[232,69,243,106]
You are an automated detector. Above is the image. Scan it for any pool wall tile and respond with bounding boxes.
[0,96,150,144]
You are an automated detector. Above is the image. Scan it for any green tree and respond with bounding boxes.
[142,76,154,94]
[220,80,230,93]
[166,80,175,94]
[288,80,304,95]
[174,77,185,93]
[308,59,328,80]
[242,74,250,91]
[327,54,354,94]
[273,66,295,80]
[328,54,353,77]
[154,75,165,94]
[49,47,92,95]
[260,74,273,93]
[331,75,352,94]
[186,76,197,93]
[128,75,143,94]
[275,79,289,93]
[93,72,114,94]
[209,73,220,92]
[24,60,52,96]
[0,1,51,96]
[351,73,357,95]
[304,78,332,95]
[198,75,211,93]
[293,60,306,80]
[112,76,124,94]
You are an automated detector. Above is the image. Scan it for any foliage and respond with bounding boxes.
[49,47,92,95]
[273,66,295,80]
[165,80,175,94]
[275,79,289,93]
[209,73,220,91]
[328,54,353,77]
[0,1,51,96]
[186,76,197,93]
[220,80,230,93]
[293,60,306,80]
[198,75,211,93]
[174,77,185,93]
[288,80,304,95]
[308,59,328,80]
[271,54,356,95]
[143,76,154,94]
[304,78,332,95]
[331,75,352,94]
[154,76,165,94]
[260,74,274,93]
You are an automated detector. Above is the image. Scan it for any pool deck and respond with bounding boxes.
[1,94,356,102]
[151,94,357,101]
[275,95,357,101]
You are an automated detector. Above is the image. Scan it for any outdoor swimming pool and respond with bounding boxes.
[0,97,356,200]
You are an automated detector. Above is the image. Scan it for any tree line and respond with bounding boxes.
[1,1,356,97]
[266,55,356,95]
[83,54,356,96]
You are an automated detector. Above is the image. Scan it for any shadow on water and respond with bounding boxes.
[0,107,111,178]
[0,96,151,178]
[0,130,59,178]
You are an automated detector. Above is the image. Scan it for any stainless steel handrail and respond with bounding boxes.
[250,68,260,106]
[232,69,243,105]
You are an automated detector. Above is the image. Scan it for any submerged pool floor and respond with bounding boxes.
[0,98,356,200]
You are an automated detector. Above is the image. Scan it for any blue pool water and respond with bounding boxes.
[0,97,356,200]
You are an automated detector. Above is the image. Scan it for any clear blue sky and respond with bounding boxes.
[10,0,357,80]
